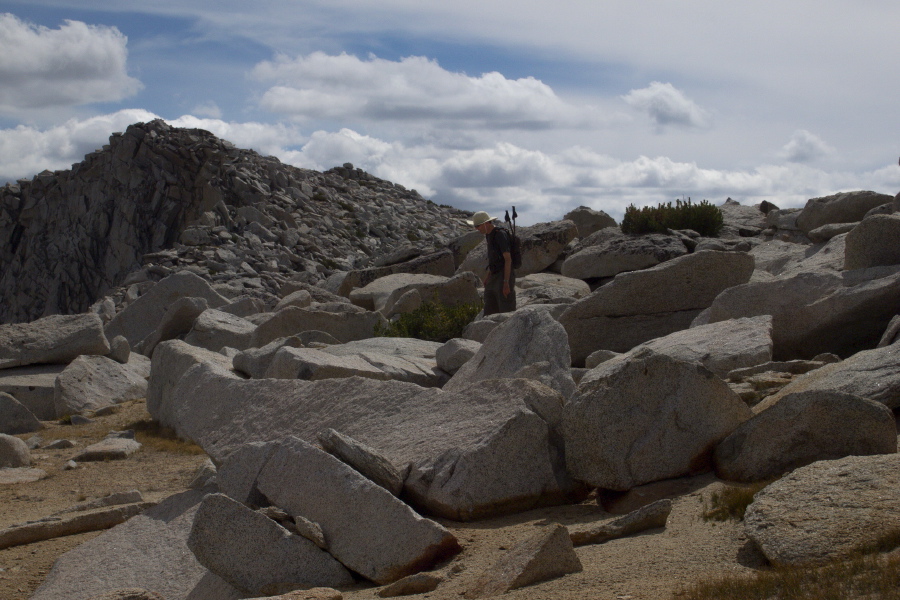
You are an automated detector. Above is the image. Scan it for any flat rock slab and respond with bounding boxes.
[580,315,773,385]
[464,523,582,598]
[758,343,900,410]
[0,502,155,549]
[31,488,242,600]
[560,250,755,364]
[0,313,111,370]
[0,467,47,484]
[569,499,672,546]
[72,438,142,462]
[188,493,353,595]
[744,453,900,566]
[0,363,64,420]
[169,366,577,520]
[256,438,461,584]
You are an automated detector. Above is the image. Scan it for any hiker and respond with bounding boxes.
[467,211,516,316]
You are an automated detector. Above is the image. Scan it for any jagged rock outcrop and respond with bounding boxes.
[0,120,472,324]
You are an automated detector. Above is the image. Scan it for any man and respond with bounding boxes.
[467,211,516,316]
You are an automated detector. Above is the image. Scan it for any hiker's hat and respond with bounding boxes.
[466,211,497,227]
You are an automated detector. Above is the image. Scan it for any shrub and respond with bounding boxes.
[702,481,770,522]
[621,198,723,236]
[374,299,483,343]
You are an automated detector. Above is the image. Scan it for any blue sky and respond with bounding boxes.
[1,0,898,225]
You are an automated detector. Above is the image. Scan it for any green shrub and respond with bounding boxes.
[621,198,723,236]
[374,299,483,343]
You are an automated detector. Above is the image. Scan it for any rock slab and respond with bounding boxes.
[744,453,900,566]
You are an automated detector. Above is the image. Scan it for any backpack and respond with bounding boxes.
[504,207,523,269]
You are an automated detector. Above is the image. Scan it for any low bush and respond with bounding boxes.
[374,299,483,343]
[621,198,723,236]
[702,481,770,522]
[126,418,205,455]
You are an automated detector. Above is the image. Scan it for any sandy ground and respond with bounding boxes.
[0,399,769,600]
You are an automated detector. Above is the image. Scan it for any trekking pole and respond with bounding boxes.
[511,206,517,237]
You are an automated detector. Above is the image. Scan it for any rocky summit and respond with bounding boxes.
[0,119,472,325]
[1,122,899,600]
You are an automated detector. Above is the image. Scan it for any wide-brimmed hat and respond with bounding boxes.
[466,211,497,227]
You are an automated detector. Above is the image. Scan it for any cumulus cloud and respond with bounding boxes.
[779,129,834,163]
[0,109,157,181]
[252,52,590,130]
[622,82,710,130]
[4,111,895,229]
[0,14,142,114]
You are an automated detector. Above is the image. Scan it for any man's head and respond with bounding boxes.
[467,211,497,234]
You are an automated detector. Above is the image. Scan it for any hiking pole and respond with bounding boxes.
[511,206,517,237]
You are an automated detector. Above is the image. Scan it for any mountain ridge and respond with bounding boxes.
[0,119,474,324]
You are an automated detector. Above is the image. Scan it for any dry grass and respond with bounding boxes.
[677,530,900,600]
[702,481,771,522]
[125,418,205,455]
[677,553,900,599]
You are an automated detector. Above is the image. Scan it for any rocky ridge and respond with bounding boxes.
[0,119,473,325]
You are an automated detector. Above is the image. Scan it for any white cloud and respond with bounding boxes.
[622,82,711,131]
[0,109,157,181]
[0,14,142,114]
[4,112,899,230]
[190,102,223,119]
[253,52,591,130]
[779,129,835,163]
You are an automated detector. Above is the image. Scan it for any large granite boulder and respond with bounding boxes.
[146,340,238,430]
[54,355,148,417]
[232,336,304,379]
[703,265,900,360]
[30,488,242,600]
[0,433,31,467]
[249,305,387,347]
[137,296,208,357]
[560,251,755,365]
[327,250,456,298]
[444,308,575,399]
[756,343,900,410]
[349,272,480,316]
[744,453,900,566]
[561,230,688,280]
[0,392,42,435]
[714,390,896,482]
[265,347,391,381]
[457,220,578,278]
[563,206,616,239]
[844,214,900,270]
[187,493,354,595]
[435,338,481,375]
[104,272,230,348]
[0,313,110,370]
[796,190,894,234]
[564,350,751,490]
[257,438,460,584]
[166,367,580,520]
[183,309,256,352]
[579,315,773,386]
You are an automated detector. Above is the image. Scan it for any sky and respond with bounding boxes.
[0,1,899,225]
